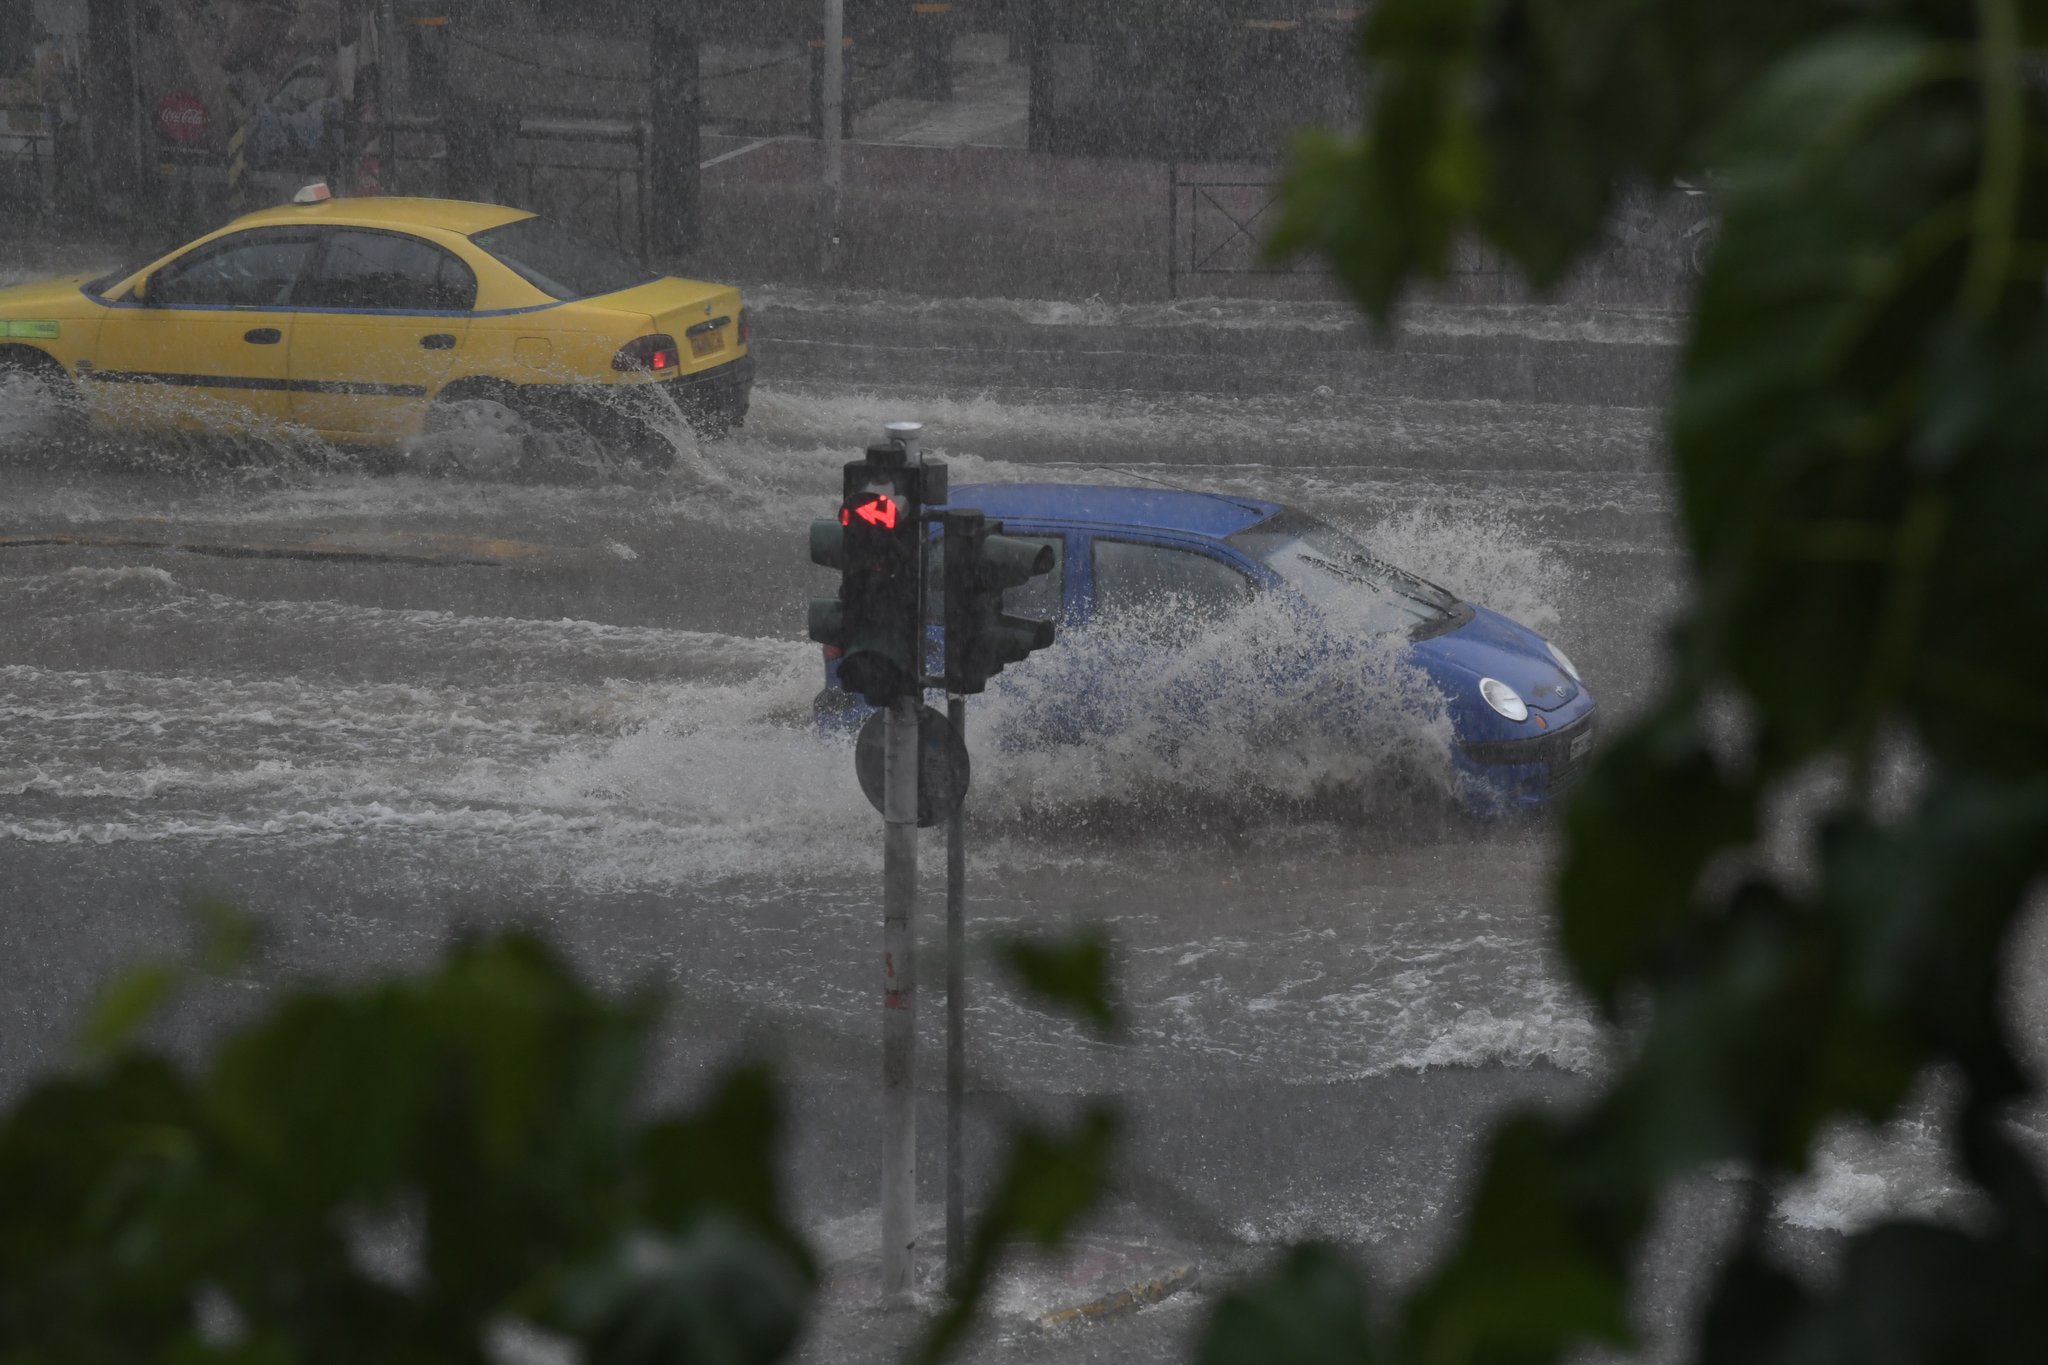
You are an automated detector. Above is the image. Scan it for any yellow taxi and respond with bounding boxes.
[0,188,752,462]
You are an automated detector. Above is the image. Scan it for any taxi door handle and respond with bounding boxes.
[420,333,457,350]
[243,327,282,345]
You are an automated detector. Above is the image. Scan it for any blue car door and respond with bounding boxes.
[1062,530,1265,743]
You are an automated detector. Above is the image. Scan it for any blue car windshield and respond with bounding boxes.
[1231,512,1462,637]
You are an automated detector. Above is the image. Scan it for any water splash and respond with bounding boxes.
[966,592,1461,828]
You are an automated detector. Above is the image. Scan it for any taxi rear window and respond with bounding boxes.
[468,217,659,301]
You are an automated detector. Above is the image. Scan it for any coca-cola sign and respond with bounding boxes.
[156,91,209,146]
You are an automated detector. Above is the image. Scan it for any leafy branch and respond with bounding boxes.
[1217,0,2048,1360]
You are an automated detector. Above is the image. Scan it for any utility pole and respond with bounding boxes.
[944,691,967,1284]
[1025,0,1052,154]
[880,692,920,1300]
[83,0,139,212]
[819,0,843,272]
[650,0,702,259]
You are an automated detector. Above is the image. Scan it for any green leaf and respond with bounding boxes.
[1696,1252,1809,1365]
[915,1107,1118,1364]
[1908,319,2048,775]
[1196,1243,1378,1365]
[189,894,262,977]
[1824,1221,2048,1360]
[638,1066,812,1273]
[1596,880,1876,1180]
[1818,780,2048,1105]
[1403,1115,1634,1365]
[82,964,181,1058]
[1670,29,1975,762]
[1001,933,1118,1034]
[556,1218,810,1365]
[1555,704,1755,1007]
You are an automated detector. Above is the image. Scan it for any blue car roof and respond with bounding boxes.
[948,482,1282,539]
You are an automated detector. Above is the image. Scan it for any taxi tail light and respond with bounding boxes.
[737,307,752,345]
[612,334,680,372]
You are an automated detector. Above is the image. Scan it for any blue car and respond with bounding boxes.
[814,483,1596,814]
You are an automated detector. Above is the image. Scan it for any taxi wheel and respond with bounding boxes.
[625,424,679,472]
[415,391,532,475]
[0,349,86,442]
[690,411,736,442]
[688,391,748,441]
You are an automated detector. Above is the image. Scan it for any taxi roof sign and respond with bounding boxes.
[292,182,334,204]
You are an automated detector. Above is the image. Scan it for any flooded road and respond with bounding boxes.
[4,286,1996,1359]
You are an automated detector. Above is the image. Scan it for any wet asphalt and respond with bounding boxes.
[1,286,1909,1361]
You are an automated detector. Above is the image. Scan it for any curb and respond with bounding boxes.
[0,528,552,568]
[1036,1260,1199,1329]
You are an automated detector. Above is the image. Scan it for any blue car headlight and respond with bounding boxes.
[1545,640,1581,683]
[1479,677,1529,722]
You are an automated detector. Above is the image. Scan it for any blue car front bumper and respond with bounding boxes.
[1453,707,1598,813]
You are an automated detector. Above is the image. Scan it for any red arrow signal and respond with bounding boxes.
[852,495,900,529]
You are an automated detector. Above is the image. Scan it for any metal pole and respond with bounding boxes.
[1025,0,1051,154]
[880,694,920,1300]
[650,0,702,259]
[124,0,146,211]
[1166,161,1179,298]
[820,0,844,273]
[378,0,397,193]
[944,692,967,1285]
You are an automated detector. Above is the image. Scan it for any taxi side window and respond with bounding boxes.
[1091,539,1255,616]
[299,230,478,312]
[150,231,318,309]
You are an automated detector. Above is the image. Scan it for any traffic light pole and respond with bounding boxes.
[880,694,920,1301]
[809,429,1028,1304]
[944,692,967,1286]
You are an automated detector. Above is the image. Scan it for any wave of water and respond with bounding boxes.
[964,593,1462,826]
[745,284,1684,347]
[749,384,1665,475]
[0,371,67,444]
[0,367,1632,1096]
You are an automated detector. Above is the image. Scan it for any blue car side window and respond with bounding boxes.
[1090,539,1254,619]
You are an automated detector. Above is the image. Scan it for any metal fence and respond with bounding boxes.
[0,102,52,224]
[1166,163,1708,303]
[1165,165,1313,296]
[386,115,653,259]
[1165,164,1528,297]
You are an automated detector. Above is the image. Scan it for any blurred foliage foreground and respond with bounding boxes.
[1245,0,2048,1360]
[0,917,1120,1365]
[7,2,2048,1364]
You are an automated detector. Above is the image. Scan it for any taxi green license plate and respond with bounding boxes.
[689,328,725,358]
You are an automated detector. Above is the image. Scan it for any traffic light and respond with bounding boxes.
[942,510,1056,694]
[809,443,946,707]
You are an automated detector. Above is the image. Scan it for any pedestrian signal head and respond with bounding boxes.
[942,510,1057,695]
[807,446,946,708]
